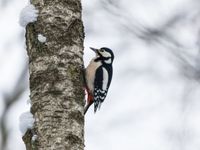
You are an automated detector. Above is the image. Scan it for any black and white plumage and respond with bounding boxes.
[84,47,114,114]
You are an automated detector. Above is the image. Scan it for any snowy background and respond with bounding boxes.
[1,0,200,150]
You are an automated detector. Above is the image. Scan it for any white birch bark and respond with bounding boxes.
[23,1,85,150]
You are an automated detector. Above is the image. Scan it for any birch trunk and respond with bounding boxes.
[22,0,85,149]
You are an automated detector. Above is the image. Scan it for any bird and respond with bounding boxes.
[84,47,114,114]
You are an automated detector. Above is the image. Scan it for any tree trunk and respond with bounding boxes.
[23,0,85,150]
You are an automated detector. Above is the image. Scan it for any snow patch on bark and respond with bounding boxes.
[19,111,34,135]
[19,4,38,27]
[32,134,38,142]
[38,34,47,43]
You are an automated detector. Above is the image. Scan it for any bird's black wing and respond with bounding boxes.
[93,66,108,113]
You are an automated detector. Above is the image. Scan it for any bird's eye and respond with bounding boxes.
[100,49,104,52]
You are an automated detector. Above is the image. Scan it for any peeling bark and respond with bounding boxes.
[23,0,85,149]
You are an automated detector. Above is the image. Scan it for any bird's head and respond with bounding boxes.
[90,47,114,64]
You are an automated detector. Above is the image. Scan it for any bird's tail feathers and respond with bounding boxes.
[94,101,102,113]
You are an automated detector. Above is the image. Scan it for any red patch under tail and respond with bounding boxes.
[84,88,93,114]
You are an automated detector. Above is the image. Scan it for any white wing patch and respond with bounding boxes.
[102,67,109,91]
[104,58,112,64]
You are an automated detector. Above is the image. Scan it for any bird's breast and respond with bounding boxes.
[86,59,101,93]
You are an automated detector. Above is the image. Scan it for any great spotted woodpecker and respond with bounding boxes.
[84,47,114,114]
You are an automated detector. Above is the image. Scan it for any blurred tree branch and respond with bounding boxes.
[100,0,200,81]
[0,64,28,150]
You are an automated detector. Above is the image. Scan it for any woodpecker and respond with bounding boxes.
[84,47,114,114]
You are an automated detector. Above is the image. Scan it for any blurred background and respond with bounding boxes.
[1,0,200,149]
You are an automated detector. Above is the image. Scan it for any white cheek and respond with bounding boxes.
[102,52,111,58]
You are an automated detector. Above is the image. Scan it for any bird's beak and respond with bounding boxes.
[90,47,99,53]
